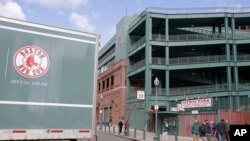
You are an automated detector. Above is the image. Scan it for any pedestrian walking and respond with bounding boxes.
[225,120,230,141]
[124,120,129,135]
[210,121,217,141]
[200,121,207,141]
[216,119,227,141]
[109,117,112,127]
[192,120,200,141]
[204,120,211,141]
[162,120,169,141]
[118,120,123,134]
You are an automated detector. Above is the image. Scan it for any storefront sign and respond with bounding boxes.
[181,98,212,108]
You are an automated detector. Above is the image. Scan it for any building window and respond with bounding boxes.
[102,81,105,90]
[106,78,109,88]
[111,76,114,86]
[98,83,100,91]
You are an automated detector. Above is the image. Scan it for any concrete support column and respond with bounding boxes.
[231,16,235,40]
[225,16,233,110]
[232,15,240,110]
[219,25,222,33]
[166,70,170,110]
[143,13,153,131]
[233,50,238,90]
[226,44,233,110]
[145,13,152,96]
[165,16,169,41]
[212,25,216,33]
[146,13,152,41]
[125,77,130,120]
[127,30,132,69]
[233,63,240,110]
[225,16,229,39]
[165,45,170,110]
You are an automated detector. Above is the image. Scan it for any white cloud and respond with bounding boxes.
[69,12,95,32]
[25,0,89,9]
[0,0,26,20]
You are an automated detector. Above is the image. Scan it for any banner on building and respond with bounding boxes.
[181,98,212,108]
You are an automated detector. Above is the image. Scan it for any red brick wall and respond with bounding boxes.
[96,59,126,125]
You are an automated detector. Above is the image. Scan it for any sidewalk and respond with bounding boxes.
[96,125,192,141]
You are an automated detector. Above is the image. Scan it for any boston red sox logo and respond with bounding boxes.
[13,46,50,78]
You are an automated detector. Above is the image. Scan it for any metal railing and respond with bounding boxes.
[237,54,250,62]
[98,47,115,65]
[129,87,144,99]
[235,33,250,40]
[130,36,146,52]
[169,55,227,65]
[152,57,166,65]
[129,59,145,72]
[181,27,214,35]
[152,34,166,41]
[181,27,226,37]
[128,83,250,97]
[239,83,250,91]
[170,84,229,95]
[129,7,250,30]
[145,7,250,14]
[169,33,225,41]
[129,33,249,52]
[152,88,166,95]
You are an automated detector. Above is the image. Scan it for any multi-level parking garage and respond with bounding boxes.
[126,7,250,133]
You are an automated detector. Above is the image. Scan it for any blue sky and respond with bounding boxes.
[0,0,249,47]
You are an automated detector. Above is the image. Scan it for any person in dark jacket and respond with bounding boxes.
[162,120,169,141]
[216,119,227,141]
[210,121,217,141]
[204,120,211,141]
[118,120,123,134]
[199,121,206,141]
[124,120,129,135]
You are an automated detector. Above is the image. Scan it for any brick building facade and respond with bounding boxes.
[96,59,126,125]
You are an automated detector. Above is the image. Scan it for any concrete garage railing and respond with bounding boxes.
[169,55,227,65]
[170,84,229,96]
[130,36,146,52]
[129,59,145,72]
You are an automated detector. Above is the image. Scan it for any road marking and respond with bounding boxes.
[0,101,93,108]
[4,48,9,77]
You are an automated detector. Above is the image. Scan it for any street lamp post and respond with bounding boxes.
[100,94,103,131]
[154,77,159,141]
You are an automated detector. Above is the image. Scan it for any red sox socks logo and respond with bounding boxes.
[13,46,50,78]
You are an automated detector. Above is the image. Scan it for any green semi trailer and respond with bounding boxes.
[0,16,98,140]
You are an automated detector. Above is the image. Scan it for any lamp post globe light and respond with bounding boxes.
[154,77,159,141]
